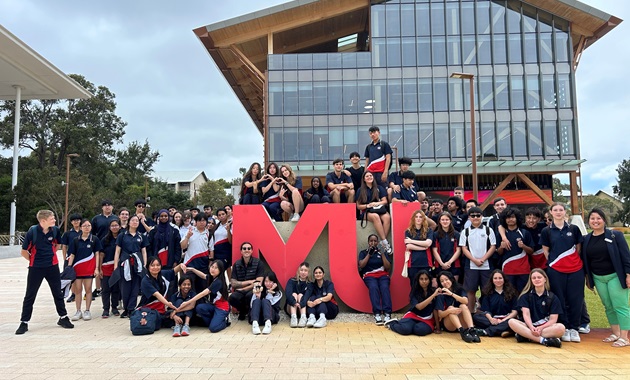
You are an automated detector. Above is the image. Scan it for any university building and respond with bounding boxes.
[195,0,621,212]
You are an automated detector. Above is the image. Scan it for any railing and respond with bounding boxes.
[0,233,25,246]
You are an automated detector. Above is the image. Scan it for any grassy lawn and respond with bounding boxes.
[585,233,630,329]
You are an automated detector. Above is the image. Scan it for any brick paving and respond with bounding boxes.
[1,255,629,379]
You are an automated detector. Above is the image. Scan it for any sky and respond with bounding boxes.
[0,0,628,194]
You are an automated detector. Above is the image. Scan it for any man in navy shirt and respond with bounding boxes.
[91,199,119,240]
[134,198,155,234]
[392,171,424,204]
[326,158,355,204]
[364,126,392,187]
[387,157,420,202]
[16,210,74,334]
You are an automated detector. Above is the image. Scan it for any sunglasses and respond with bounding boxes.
[469,214,482,218]
[242,247,253,251]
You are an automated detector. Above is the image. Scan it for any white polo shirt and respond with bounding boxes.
[459,225,496,270]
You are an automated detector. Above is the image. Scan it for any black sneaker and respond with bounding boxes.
[225,316,231,327]
[468,328,481,343]
[120,310,129,318]
[542,337,562,348]
[57,316,74,329]
[238,313,247,321]
[66,294,75,303]
[15,322,28,335]
[515,333,529,343]
[473,328,488,337]
[93,289,102,298]
[102,310,109,319]
[111,308,120,317]
[460,328,475,343]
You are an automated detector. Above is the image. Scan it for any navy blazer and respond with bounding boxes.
[582,229,630,289]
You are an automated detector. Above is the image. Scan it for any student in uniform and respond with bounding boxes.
[432,212,462,282]
[356,171,392,255]
[520,207,547,270]
[496,207,533,293]
[148,209,182,269]
[67,219,103,322]
[261,162,283,222]
[508,268,565,348]
[364,126,392,187]
[180,214,213,294]
[446,196,467,232]
[582,208,630,347]
[460,206,496,314]
[15,210,74,334]
[278,164,304,222]
[137,257,185,329]
[435,271,479,343]
[386,270,440,336]
[118,207,130,231]
[113,215,149,318]
[178,211,192,240]
[133,199,155,235]
[325,158,355,204]
[303,177,331,207]
[392,171,425,204]
[240,162,263,204]
[169,275,196,337]
[346,152,365,220]
[303,266,338,328]
[213,208,233,277]
[61,213,82,303]
[285,262,311,328]
[250,272,283,335]
[387,157,419,202]
[404,210,435,287]
[91,199,119,240]
[359,234,393,325]
[180,260,231,333]
[539,202,584,343]
[99,219,122,318]
[473,269,518,337]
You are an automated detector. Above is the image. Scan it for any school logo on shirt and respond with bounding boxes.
[87,244,91,248]
[541,300,546,307]
[137,238,142,242]
[323,292,327,296]
[48,237,53,241]
[377,146,381,150]
[566,232,573,237]
[450,238,455,242]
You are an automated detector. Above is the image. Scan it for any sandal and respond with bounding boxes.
[613,338,630,347]
[603,334,619,343]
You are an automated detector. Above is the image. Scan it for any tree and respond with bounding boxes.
[552,177,570,203]
[198,180,236,209]
[613,159,630,225]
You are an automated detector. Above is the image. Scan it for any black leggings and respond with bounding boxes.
[389,318,433,336]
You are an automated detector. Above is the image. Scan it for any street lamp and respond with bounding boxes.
[64,153,80,232]
[450,72,478,201]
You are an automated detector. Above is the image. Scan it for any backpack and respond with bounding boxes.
[464,226,492,252]
[129,308,160,335]
[26,224,60,253]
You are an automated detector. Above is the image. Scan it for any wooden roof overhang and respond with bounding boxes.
[194,0,621,135]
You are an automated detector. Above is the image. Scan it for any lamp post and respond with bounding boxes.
[64,153,80,232]
[450,72,478,201]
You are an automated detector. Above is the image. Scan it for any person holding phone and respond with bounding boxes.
[249,272,283,335]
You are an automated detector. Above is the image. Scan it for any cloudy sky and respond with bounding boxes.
[1,0,627,194]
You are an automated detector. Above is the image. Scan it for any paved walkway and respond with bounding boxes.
[1,256,629,380]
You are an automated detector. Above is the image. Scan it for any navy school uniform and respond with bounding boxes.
[432,230,461,277]
[261,178,283,221]
[116,231,149,312]
[196,276,230,332]
[451,211,468,233]
[359,249,392,315]
[68,234,103,278]
[392,185,419,202]
[170,288,197,320]
[302,280,339,320]
[346,166,364,193]
[524,222,547,269]
[355,184,388,207]
[364,140,393,185]
[435,287,467,331]
[139,269,177,315]
[250,290,283,324]
[91,214,119,240]
[148,224,182,268]
[284,278,310,315]
[516,289,563,327]
[405,229,435,286]
[136,216,155,235]
[497,228,533,292]
[473,290,517,336]
[100,235,120,312]
[539,222,584,330]
[61,228,80,265]
[283,176,303,205]
[389,291,436,336]
[388,171,420,191]
[20,224,67,322]
[325,171,353,189]
[241,174,262,204]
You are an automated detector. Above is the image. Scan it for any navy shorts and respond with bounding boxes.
[463,268,490,293]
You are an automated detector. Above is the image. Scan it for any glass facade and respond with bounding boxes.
[267,0,577,165]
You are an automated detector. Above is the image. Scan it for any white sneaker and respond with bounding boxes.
[262,320,272,334]
[82,310,91,321]
[578,324,591,334]
[290,213,300,222]
[306,314,316,328]
[374,314,383,326]
[252,321,261,335]
[290,315,298,328]
[298,315,307,328]
[570,329,581,342]
[561,329,571,342]
[71,310,82,321]
[313,314,327,328]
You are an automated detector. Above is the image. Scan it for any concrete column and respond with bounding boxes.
[9,85,22,245]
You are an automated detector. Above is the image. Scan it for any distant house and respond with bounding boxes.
[595,190,623,210]
[154,171,208,200]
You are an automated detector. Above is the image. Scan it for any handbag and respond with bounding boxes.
[130,308,161,335]
[401,251,411,278]
[360,204,388,228]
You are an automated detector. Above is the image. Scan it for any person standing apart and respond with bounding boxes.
[364,126,392,187]
[15,210,74,334]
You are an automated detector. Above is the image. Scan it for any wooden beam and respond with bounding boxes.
[212,1,368,47]
[569,171,579,215]
[480,174,515,211]
[457,175,464,188]
[516,174,554,206]
[268,32,273,54]
[229,45,264,82]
